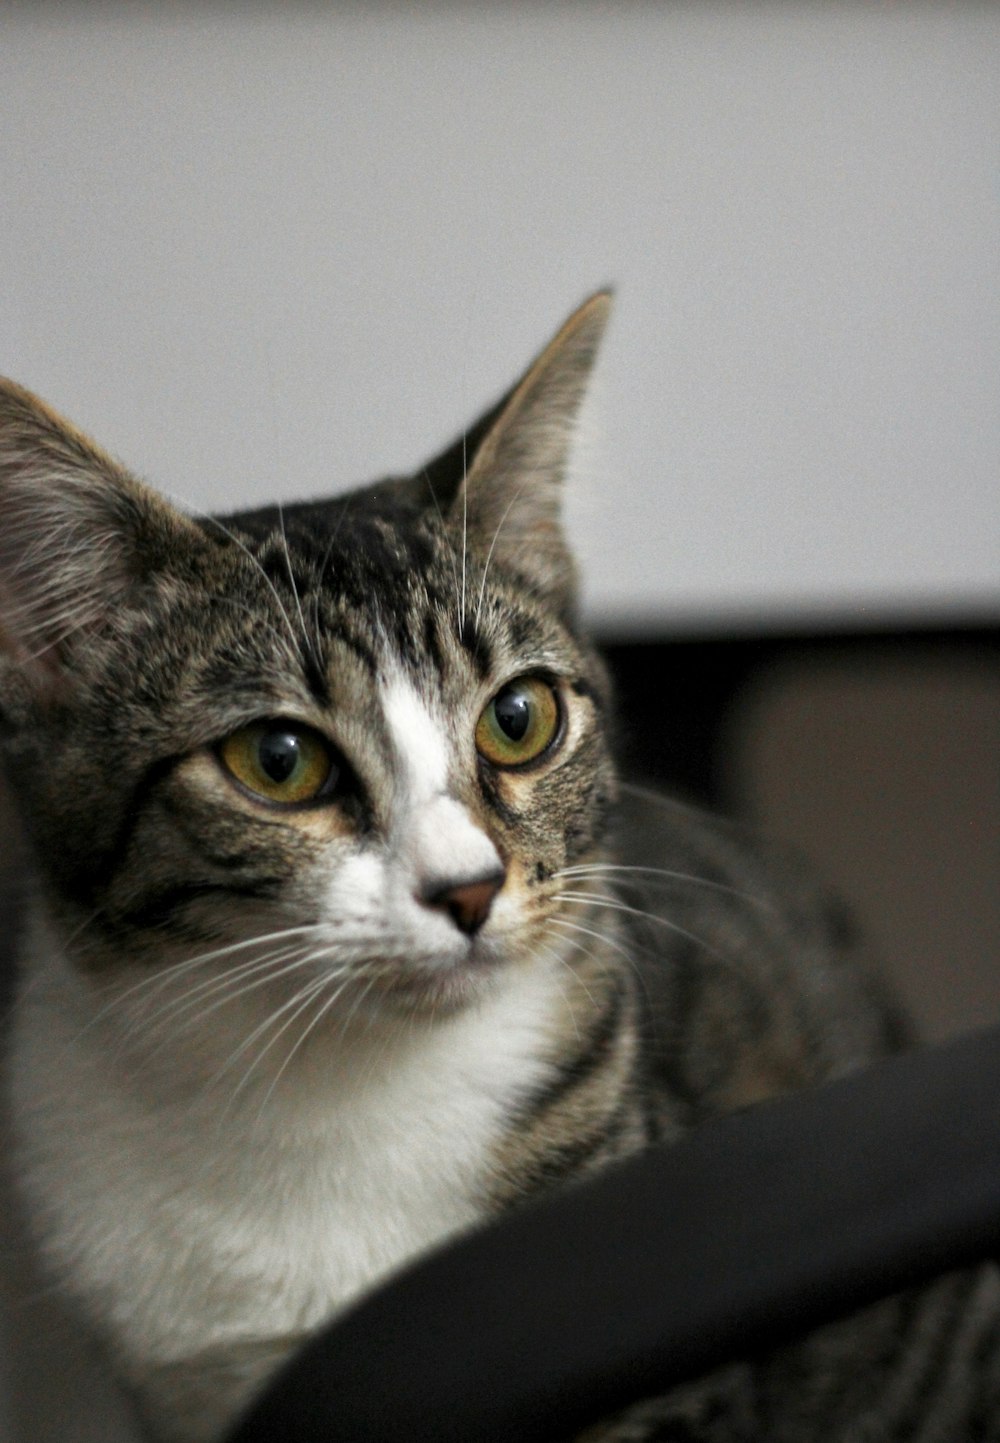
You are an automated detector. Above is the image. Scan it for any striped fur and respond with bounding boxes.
[0,296,994,1441]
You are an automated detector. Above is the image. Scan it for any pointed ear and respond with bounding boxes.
[420,292,611,606]
[0,378,199,692]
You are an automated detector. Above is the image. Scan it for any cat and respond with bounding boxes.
[0,295,995,1443]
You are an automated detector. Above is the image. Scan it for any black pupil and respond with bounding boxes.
[494,688,531,741]
[258,731,300,784]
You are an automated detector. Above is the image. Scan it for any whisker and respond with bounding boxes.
[254,965,387,1118]
[222,949,393,1074]
[126,926,397,1049]
[547,914,643,973]
[62,905,108,951]
[128,945,323,1049]
[216,969,335,1097]
[553,863,766,908]
[245,959,399,1121]
[531,937,596,1043]
[140,932,418,1065]
[553,891,728,961]
[418,467,462,638]
[332,962,391,1041]
[204,588,291,657]
[314,494,354,589]
[309,497,357,663]
[196,511,302,662]
[459,431,468,635]
[544,915,651,1003]
[249,981,348,1117]
[554,888,724,969]
[474,487,524,633]
[276,502,316,665]
[83,925,326,1033]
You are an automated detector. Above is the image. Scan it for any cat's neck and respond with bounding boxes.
[8,899,605,1434]
[7,884,629,1437]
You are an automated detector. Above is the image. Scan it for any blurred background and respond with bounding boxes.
[0,1,996,1034]
[0,6,997,1437]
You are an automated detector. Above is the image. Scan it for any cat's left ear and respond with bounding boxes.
[434,292,612,607]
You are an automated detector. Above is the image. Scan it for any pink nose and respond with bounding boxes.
[420,870,505,935]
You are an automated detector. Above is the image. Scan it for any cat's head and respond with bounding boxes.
[0,295,616,1043]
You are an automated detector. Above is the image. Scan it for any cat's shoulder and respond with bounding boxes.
[609,784,907,1118]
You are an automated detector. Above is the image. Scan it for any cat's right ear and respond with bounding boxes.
[415,293,611,609]
[0,378,200,695]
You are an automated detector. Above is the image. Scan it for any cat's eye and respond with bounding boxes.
[218,720,338,806]
[475,677,561,769]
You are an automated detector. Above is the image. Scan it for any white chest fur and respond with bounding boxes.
[6,913,562,1439]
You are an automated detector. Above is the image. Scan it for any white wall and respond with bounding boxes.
[1,1,997,632]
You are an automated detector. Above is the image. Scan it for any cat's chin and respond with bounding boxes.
[367,946,508,1018]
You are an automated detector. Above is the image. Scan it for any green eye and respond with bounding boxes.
[475,678,560,768]
[219,721,337,805]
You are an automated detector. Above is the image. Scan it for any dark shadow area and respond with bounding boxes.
[600,622,1000,1041]
[599,622,998,809]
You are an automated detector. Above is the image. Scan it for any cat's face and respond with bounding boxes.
[0,296,616,1042]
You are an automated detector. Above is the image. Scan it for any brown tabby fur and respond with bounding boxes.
[1,296,997,1441]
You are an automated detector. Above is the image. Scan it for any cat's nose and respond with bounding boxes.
[419,868,506,936]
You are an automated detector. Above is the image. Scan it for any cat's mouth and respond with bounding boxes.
[365,937,509,1016]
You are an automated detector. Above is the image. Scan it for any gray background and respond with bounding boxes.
[1,1,998,630]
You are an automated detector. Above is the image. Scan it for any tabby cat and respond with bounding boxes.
[0,297,996,1442]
